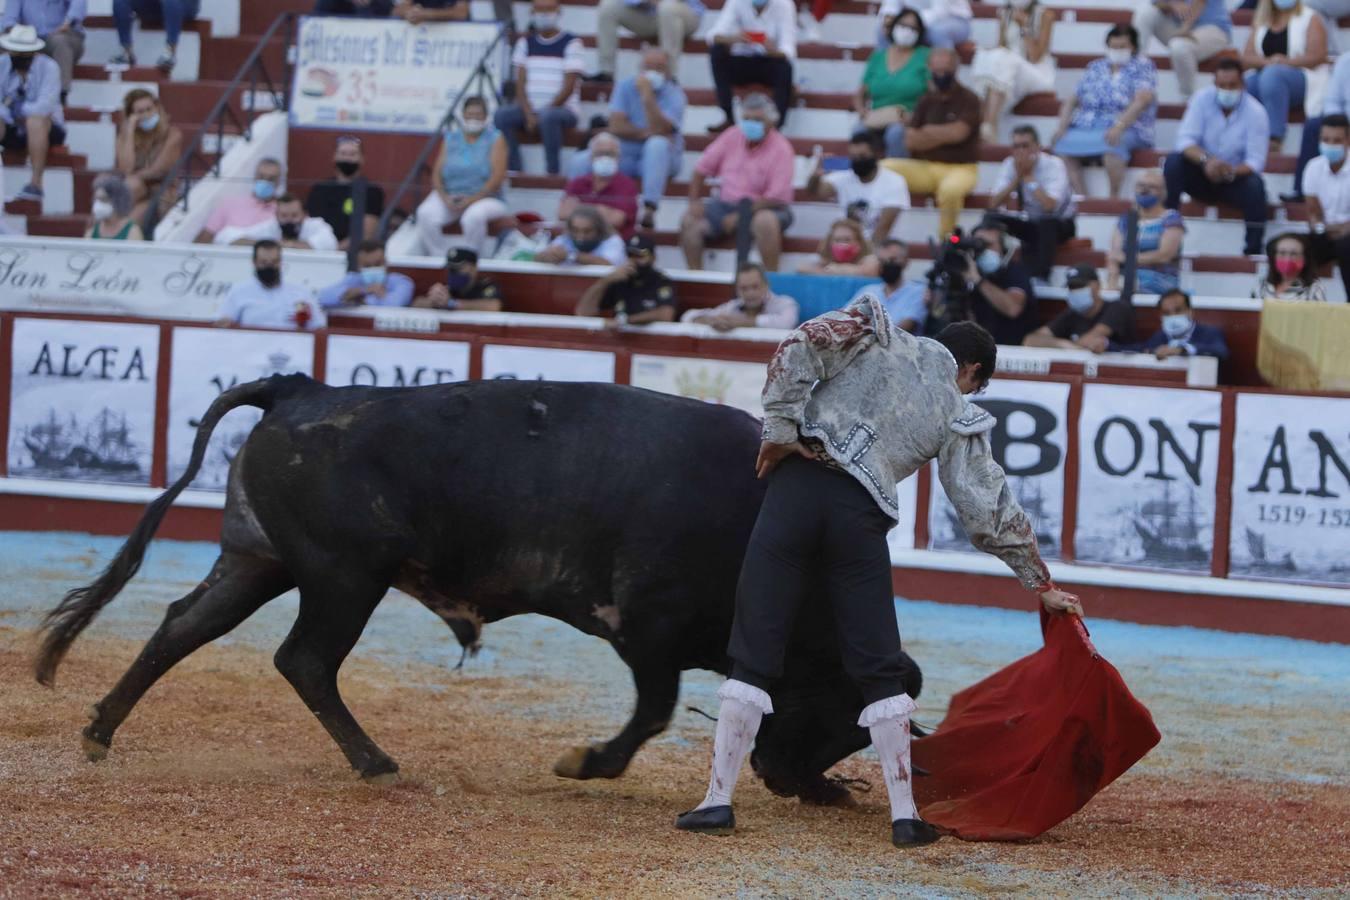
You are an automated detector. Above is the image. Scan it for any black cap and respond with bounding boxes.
[1065,264,1099,288]
[626,233,655,255]
[446,247,478,267]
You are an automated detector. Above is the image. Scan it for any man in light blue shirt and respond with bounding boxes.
[1287,53,1350,201]
[850,239,928,334]
[569,48,686,228]
[216,241,327,331]
[0,25,67,202]
[1164,57,1269,256]
[1,0,84,92]
[317,240,415,308]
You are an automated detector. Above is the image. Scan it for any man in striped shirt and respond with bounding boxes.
[493,0,585,175]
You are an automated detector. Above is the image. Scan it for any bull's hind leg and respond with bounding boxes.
[83,552,294,759]
[554,653,680,780]
[272,571,398,782]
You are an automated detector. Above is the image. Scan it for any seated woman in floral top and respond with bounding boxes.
[1051,23,1157,198]
[1256,233,1328,301]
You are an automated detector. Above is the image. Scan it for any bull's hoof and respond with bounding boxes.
[552,745,595,780]
[892,818,941,848]
[81,733,109,763]
[796,775,858,808]
[362,771,401,787]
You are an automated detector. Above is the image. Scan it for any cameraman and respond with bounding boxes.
[928,222,1038,345]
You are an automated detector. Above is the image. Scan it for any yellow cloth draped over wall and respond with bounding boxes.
[1257,300,1350,391]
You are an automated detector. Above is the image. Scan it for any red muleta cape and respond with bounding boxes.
[912,611,1161,841]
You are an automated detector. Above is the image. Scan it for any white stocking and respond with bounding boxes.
[861,694,918,822]
[695,679,773,810]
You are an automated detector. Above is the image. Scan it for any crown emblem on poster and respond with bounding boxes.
[674,369,732,403]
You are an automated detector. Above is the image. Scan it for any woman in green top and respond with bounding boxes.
[85,174,145,242]
[856,8,931,159]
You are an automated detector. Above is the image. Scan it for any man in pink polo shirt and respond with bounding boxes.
[680,92,794,272]
[194,158,284,245]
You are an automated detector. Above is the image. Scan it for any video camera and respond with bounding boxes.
[925,228,987,331]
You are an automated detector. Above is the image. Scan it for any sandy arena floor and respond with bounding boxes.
[0,533,1347,898]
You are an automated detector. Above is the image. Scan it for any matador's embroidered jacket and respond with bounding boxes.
[759,294,1052,592]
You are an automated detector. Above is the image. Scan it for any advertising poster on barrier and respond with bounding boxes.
[1229,393,1350,586]
[290,18,501,133]
[1076,384,1222,574]
[929,379,1070,560]
[0,237,344,320]
[629,354,767,416]
[6,318,159,485]
[167,328,314,491]
[324,335,471,387]
[481,345,615,382]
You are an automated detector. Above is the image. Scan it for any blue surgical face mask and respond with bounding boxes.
[1067,287,1095,313]
[448,270,471,292]
[1162,312,1192,338]
[138,114,160,132]
[643,70,666,91]
[1136,191,1160,209]
[740,118,766,142]
[1321,142,1347,164]
[1273,0,1298,9]
[977,249,1002,275]
[253,179,277,201]
[360,266,386,286]
[533,11,560,30]
[1216,88,1242,110]
[751,0,769,7]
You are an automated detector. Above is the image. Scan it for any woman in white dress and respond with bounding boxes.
[971,0,1057,144]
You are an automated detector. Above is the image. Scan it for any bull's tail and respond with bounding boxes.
[34,378,283,687]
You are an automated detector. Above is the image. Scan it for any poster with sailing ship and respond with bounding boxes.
[1075,384,1222,574]
[929,379,1070,560]
[166,327,314,491]
[1229,393,1350,586]
[7,318,159,485]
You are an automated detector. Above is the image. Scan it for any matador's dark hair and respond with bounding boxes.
[934,321,997,391]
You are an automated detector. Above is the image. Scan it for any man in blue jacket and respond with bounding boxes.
[1125,288,1229,361]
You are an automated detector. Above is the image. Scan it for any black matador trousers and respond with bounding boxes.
[728,455,912,707]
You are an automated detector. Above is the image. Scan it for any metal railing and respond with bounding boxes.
[376,25,508,241]
[142,12,298,237]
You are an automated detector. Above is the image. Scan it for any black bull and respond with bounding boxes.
[35,376,922,803]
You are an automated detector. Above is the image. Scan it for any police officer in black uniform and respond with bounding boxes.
[413,248,504,311]
[574,234,678,326]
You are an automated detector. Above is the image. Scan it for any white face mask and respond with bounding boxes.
[643,70,666,91]
[1106,48,1131,66]
[92,199,114,220]
[1008,0,1033,8]
[1161,313,1192,339]
[462,118,486,134]
[591,156,619,178]
[1067,288,1095,312]
[892,25,919,47]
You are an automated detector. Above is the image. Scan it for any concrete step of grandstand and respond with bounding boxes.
[23,214,93,239]
[79,17,206,82]
[2,151,85,216]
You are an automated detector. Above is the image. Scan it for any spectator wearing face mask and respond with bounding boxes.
[317,240,414,308]
[985,125,1075,280]
[883,47,980,239]
[953,222,1039,345]
[681,92,794,271]
[856,7,930,159]
[1164,58,1270,257]
[1255,232,1328,300]
[114,89,181,227]
[251,194,338,251]
[878,0,971,49]
[417,96,512,258]
[798,218,881,277]
[1,0,86,95]
[572,49,686,230]
[535,205,627,266]
[575,232,677,327]
[1302,114,1350,297]
[705,0,797,130]
[1240,0,1329,158]
[682,261,799,330]
[1120,288,1229,360]
[850,239,927,333]
[306,136,385,249]
[494,0,585,175]
[216,240,326,330]
[1106,167,1185,294]
[414,247,504,310]
[195,157,284,244]
[1025,264,1135,353]
[560,131,639,238]
[806,130,911,246]
[85,172,144,241]
[0,25,65,203]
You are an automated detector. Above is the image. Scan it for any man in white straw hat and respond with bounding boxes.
[0,23,66,203]
[0,0,86,95]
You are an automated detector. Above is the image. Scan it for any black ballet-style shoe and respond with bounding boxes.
[891,818,941,848]
[675,805,735,835]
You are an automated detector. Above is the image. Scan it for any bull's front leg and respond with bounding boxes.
[554,659,680,780]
